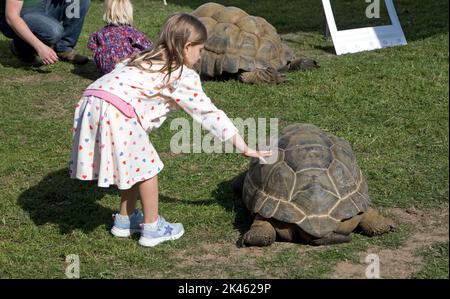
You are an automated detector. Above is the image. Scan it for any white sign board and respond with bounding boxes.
[322,0,407,55]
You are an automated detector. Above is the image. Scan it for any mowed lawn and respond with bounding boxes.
[0,0,448,278]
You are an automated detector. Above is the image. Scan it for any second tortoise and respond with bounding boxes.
[191,2,319,84]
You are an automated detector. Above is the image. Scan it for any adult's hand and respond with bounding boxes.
[36,43,58,65]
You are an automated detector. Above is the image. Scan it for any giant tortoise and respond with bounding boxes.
[191,2,319,84]
[232,123,395,246]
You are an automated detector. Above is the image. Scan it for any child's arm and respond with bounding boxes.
[166,70,239,142]
[230,133,273,161]
[164,71,272,160]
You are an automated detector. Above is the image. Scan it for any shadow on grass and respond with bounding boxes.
[170,0,326,34]
[17,167,249,238]
[0,39,101,80]
[213,171,253,246]
[17,169,118,235]
[72,60,103,81]
[147,169,252,245]
[169,0,448,41]
[0,40,52,73]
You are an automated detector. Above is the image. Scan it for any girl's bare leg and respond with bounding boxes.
[119,184,139,216]
[139,175,159,224]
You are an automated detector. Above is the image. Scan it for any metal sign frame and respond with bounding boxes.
[322,0,407,55]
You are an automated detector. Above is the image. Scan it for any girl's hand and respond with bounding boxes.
[230,134,273,163]
[243,148,273,163]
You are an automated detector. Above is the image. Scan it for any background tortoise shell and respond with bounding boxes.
[242,123,370,238]
[192,2,296,77]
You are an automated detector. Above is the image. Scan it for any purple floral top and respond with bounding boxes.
[88,24,153,74]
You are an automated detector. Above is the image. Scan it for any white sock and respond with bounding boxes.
[117,213,130,220]
[117,209,137,220]
[143,219,158,230]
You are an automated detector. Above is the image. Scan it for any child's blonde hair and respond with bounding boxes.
[126,13,207,85]
[103,0,133,26]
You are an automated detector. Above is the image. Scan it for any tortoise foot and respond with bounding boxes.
[358,208,396,236]
[243,218,276,247]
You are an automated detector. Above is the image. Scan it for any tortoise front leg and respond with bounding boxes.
[238,67,286,84]
[242,214,276,247]
[358,208,396,236]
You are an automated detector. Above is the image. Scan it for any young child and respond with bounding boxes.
[70,13,272,247]
[88,0,153,74]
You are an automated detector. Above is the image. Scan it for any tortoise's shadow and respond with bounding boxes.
[213,171,253,246]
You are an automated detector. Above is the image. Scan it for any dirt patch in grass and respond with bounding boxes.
[331,204,449,279]
[171,205,448,278]
[172,242,263,278]
[172,240,301,278]
[5,73,66,85]
[31,97,71,120]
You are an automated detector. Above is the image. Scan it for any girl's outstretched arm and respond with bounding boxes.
[229,133,273,161]
[165,70,272,161]
[165,70,240,142]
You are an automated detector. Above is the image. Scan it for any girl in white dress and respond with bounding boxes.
[69,13,272,247]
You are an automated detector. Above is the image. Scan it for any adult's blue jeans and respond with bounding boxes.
[0,0,90,56]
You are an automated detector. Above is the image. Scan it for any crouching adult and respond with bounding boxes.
[0,0,90,66]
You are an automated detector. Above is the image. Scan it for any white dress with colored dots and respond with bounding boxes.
[69,63,239,190]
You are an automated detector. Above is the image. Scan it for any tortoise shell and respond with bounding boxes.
[242,123,370,238]
[192,2,296,77]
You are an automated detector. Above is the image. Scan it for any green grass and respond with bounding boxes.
[0,0,448,278]
[413,242,449,279]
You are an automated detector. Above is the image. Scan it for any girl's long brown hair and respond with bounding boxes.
[126,13,207,85]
